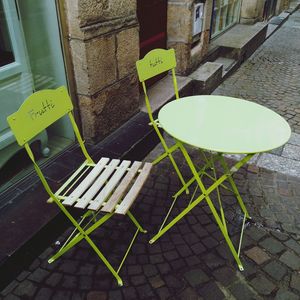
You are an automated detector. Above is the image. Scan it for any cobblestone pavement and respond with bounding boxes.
[1,143,300,300]
[213,10,300,134]
[2,10,300,300]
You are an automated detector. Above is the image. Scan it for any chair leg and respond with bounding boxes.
[49,207,146,286]
[127,210,147,233]
[84,234,124,286]
[48,212,113,264]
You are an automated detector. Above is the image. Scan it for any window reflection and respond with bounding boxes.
[0,0,14,67]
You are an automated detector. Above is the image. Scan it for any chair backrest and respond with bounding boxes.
[7,86,93,164]
[136,48,177,82]
[7,87,73,146]
[136,49,180,122]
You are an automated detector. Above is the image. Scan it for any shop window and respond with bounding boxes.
[211,0,242,38]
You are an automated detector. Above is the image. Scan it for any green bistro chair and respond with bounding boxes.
[7,86,152,286]
[136,49,228,238]
[136,48,185,186]
[136,48,190,230]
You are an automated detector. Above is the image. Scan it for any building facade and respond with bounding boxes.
[0,0,290,185]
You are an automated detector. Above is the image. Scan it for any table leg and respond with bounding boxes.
[150,142,255,271]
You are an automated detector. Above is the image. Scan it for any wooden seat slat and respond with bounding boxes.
[115,163,152,215]
[62,157,109,206]
[76,160,131,210]
[74,159,120,209]
[97,161,142,212]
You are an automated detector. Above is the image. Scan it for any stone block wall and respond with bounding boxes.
[167,0,212,75]
[240,0,265,24]
[63,0,140,143]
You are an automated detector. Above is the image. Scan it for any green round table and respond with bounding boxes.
[152,95,292,271]
[158,95,291,154]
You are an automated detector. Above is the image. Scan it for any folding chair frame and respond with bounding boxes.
[7,87,148,286]
[136,48,187,190]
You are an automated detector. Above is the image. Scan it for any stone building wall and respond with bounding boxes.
[240,0,265,24]
[61,0,212,142]
[62,0,140,143]
[240,0,290,24]
[167,0,212,75]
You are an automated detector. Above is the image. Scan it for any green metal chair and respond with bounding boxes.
[136,49,186,188]
[7,86,152,286]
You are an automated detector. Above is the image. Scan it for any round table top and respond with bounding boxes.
[158,95,291,154]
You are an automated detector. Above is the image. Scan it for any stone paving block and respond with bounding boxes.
[198,281,225,299]
[108,289,122,300]
[282,144,300,161]
[185,255,201,267]
[156,286,171,299]
[271,230,290,241]
[284,239,300,254]
[256,153,300,177]
[13,280,37,298]
[142,264,158,277]
[290,274,300,292]
[263,261,287,281]
[259,237,286,254]
[246,226,268,241]
[201,252,225,270]
[79,275,93,290]
[149,275,165,289]
[136,283,155,298]
[16,271,30,282]
[279,251,300,270]
[201,236,219,249]
[0,280,19,297]
[34,287,53,300]
[244,246,271,265]
[122,286,138,299]
[275,288,299,300]
[250,274,276,295]
[191,242,206,255]
[45,272,63,287]
[3,294,21,300]
[86,291,107,300]
[288,133,300,146]
[229,282,258,300]
[28,268,49,283]
[62,275,77,289]
[184,268,210,287]
[178,287,203,300]
[212,266,237,286]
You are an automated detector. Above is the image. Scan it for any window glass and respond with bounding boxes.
[0,0,14,67]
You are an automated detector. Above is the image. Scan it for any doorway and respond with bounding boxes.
[137,0,168,86]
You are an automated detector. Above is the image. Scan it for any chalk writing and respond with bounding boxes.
[28,99,55,120]
[149,57,163,68]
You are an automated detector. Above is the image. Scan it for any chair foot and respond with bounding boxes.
[238,264,244,271]
[48,258,55,264]
[140,229,147,233]
[149,239,155,244]
[117,278,123,287]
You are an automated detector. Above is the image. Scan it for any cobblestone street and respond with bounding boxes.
[1,8,300,300]
[213,10,300,134]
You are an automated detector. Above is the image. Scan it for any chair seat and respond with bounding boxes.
[59,158,152,214]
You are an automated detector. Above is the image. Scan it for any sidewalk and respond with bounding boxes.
[1,6,300,300]
[1,144,300,299]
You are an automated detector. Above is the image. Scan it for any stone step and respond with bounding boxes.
[213,57,239,77]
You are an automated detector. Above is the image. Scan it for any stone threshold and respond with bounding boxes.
[225,133,300,178]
